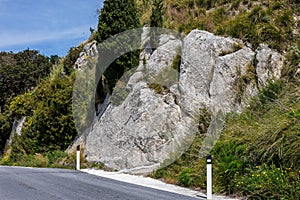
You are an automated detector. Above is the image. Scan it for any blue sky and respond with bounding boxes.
[0,0,103,56]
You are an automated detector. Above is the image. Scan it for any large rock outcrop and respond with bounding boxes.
[179,30,284,114]
[75,29,284,173]
[85,34,190,172]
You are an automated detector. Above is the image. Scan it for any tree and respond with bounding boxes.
[150,0,164,28]
[9,71,77,159]
[0,50,52,154]
[0,50,52,112]
[149,0,164,51]
[0,110,12,156]
[50,55,59,65]
[95,0,141,92]
[95,0,140,43]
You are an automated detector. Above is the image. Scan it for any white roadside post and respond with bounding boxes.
[76,145,80,170]
[206,155,212,200]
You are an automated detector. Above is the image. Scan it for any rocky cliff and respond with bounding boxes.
[74,29,284,173]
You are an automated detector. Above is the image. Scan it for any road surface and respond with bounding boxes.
[0,166,199,200]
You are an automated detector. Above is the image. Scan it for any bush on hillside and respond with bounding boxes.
[7,66,76,162]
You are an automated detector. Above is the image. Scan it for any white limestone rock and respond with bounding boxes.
[256,44,284,88]
[74,41,98,70]
[179,30,284,114]
[78,29,284,172]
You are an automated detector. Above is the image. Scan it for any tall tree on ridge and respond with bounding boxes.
[150,0,164,28]
[149,0,164,51]
[95,0,141,93]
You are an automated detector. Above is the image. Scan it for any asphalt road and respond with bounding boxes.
[0,166,199,200]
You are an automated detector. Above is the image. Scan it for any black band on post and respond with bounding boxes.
[207,155,212,164]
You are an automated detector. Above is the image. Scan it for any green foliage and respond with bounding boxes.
[211,7,227,25]
[149,0,165,50]
[62,46,84,75]
[150,0,164,28]
[95,0,140,43]
[1,150,75,169]
[102,51,140,93]
[0,50,52,154]
[161,0,298,52]
[282,45,300,80]
[235,165,300,199]
[257,80,283,105]
[50,55,59,65]
[177,168,194,187]
[110,68,137,106]
[148,83,165,94]
[212,141,248,193]
[1,148,106,170]
[216,5,294,51]
[95,0,141,92]
[7,65,77,162]
[10,153,50,168]
[0,110,13,156]
[0,50,52,111]
[194,0,242,9]
[211,81,300,197]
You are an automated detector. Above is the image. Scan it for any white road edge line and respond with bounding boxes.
[81,169,238,200]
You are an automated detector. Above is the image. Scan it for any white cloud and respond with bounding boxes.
[0,25,89,48]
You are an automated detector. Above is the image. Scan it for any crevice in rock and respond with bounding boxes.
[174,94,180,106]
[134,137,150,153]
[207,50,217,98]
[96,93,111,121]
[252,51,260,87]
[219,42,243,56]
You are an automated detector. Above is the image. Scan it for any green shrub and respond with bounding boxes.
[234,164,300,199]
[217,5,294,51]
[0,111,13,155]
[7,65,77,161]
[46,150,70,166]
[282,45,300,80]
[177,168,193,187]
[0,50,52,111]
[1,149,95,170]
[148,83,165,94]
[95,0,140,93]
[272,1,284,10]
[212,141,249,194]
[231,0,240,9]
[49,151,76,169]
[257,80,284,105]
[212,81,300,196]
[7,153,49,168]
